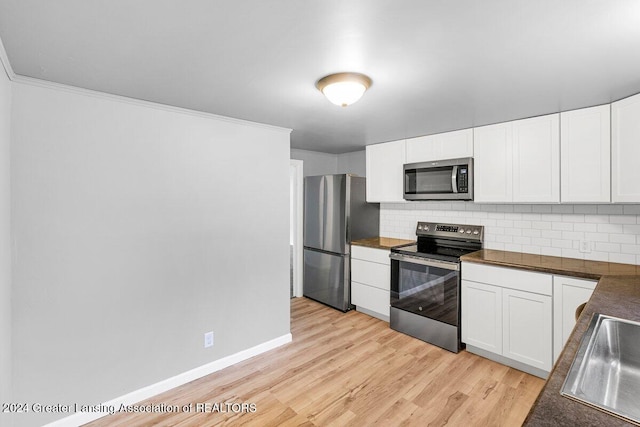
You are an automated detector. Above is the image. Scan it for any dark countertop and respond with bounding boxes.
[523,275,640,426]
[461,249,640,279]
[461,249,640,426]
[351,236,415,250]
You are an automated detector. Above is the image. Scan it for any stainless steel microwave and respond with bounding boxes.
[403,157,473,201]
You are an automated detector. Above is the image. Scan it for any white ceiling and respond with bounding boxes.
[1,1,640,154]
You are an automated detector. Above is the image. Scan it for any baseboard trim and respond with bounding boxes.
[465,344,549,379]
[44,333,292,427]
[355,306,389,323]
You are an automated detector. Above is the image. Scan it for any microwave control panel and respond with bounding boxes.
[457,167,468,192]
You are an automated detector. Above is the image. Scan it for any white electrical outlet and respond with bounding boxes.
[579,240,592,254]
[204,331,214,348]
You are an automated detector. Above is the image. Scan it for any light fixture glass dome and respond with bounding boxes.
[316,72,372,107]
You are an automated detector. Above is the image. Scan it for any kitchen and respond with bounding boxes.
[2,1,640,427]
[299,101,640,425]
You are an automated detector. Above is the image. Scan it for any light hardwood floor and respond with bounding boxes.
[86,298,545,426]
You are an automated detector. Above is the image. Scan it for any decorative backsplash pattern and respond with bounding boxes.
[380,202,640,265]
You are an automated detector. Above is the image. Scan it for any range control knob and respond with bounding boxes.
[418,225,423,230]
[459,228,465,234]
[473,229,480,235]
[424,226,430,231]
[466,230,472,234]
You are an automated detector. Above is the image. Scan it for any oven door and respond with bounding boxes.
[390,253,460,326]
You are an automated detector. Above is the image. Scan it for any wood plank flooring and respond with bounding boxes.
[86,298,545,426]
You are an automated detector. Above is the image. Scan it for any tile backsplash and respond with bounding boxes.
[380,202,640,265]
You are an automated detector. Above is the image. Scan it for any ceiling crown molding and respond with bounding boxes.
[0,35,16,80]
[0,34,290,135]
[12,75,292,134]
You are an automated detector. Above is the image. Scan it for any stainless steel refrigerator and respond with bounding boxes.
[303,174,380,311]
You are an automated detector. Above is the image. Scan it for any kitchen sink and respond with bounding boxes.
[561,313,640,425]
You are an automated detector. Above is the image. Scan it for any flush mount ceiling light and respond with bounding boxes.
[316,72,372,107]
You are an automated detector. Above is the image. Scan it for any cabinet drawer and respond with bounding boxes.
[352,282,390,317]
[553,275,597,291]
[351,259,390,290]
[462,262,552,296]
[351,246,390,264]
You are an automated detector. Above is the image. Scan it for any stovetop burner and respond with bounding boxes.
[391,221,484,261]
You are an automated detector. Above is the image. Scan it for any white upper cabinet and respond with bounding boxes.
[474,114,559,203]
[473,122,513,202]
[365,140,406,203]
[612,93,640,203]
[512,114,560,203]
[364,93,638,205]
[561,105,611,203]
[405,129,473,163]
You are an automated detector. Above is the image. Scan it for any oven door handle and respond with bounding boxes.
[390,253,459,271]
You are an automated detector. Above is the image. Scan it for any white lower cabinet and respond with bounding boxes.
[351,246,390,321]
[552,276,596,362]
[351,282,389,317]
[502,288,552,372]
[461,281,502,353]
[461,262,553,377]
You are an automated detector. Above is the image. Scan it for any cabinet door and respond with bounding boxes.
[561,105,611,203]
[405,129,473,163]
[552,276,596,362]
[502,288,552,372]
[512,114,560,203]
[473,123,513,202]
[438,129,473,159]
[461,280,502,353]
[612,93,640,202]
[405,135,437,163]
[365,140,406,202]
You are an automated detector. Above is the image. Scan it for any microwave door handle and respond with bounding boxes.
[451,165,458,193]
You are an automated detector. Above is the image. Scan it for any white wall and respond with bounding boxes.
[290,148,365,177]
[336,150,365,177]
[0,58,12,427]
[10,82,291,426]
[290,148,337,176]
[381,202,640,264]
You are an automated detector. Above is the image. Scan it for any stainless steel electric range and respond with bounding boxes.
[390,221,484,353]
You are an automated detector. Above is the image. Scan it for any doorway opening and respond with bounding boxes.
[290,159,303,298]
